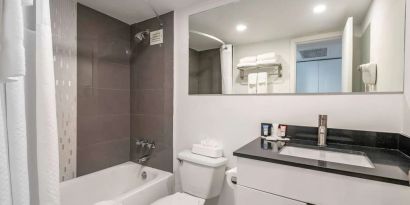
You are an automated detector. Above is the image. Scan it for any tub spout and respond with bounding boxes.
[138,155,151,164]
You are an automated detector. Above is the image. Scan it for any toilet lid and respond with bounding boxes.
[151,193,205,205]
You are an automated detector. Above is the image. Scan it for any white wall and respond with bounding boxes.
[174,0,408,205]
[233,39,291,94]
[362,0,406,92]
[404,0,410,136]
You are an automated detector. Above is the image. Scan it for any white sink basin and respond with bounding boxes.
[279,146,374,168]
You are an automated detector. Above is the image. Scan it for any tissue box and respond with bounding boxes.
[192,144,223,158]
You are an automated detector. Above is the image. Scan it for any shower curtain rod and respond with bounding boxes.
[190,30,226,45]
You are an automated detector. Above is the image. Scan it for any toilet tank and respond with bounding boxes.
[178,150,228,199]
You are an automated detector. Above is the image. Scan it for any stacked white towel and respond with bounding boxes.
[248,73,258,94]
[257,52,278,67]
[237,56,257,68]
[257,72,268,94]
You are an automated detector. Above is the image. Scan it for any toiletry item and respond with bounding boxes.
[261,123,272,137]
[279,124,287,137]
[272,123,280,137]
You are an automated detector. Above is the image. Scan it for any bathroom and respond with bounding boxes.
[1,0,410,205]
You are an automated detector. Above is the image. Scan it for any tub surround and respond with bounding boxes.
[130,12,174,173]
[234,126,410,186]
[77,4,131,176]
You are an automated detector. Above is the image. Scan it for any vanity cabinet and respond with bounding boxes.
[236,157,410,205]
[237,185,306,205]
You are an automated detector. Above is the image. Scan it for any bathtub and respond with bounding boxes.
[60,162,173,205]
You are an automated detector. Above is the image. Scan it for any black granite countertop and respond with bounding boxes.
[234,133,410,186]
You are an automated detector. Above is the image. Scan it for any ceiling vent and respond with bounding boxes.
[299,48,328,59]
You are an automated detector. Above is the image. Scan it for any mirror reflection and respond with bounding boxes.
[189,0,406,95]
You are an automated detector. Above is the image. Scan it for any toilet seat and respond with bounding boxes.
[151,193,205,205]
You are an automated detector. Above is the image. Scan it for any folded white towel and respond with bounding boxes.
[0,0,26,81]
[257,59,278,67]
[257,72,268,94]
[237,62,257,68]
[239,56,257,64]
[257,52,276,61]
[248,73,258,94]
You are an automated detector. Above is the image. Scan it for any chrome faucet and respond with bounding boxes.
[138,155,151,164]
[318,115,328,147]
[135,139,156,164]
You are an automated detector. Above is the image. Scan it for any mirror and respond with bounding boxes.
[189,0,406,95]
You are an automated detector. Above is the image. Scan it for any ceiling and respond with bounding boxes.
[190,0,373,51]
[77,0,202,24]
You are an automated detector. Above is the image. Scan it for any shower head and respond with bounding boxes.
[134,30,150,43]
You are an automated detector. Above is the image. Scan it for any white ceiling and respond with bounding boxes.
[190,0,372,51]
[77,0,202,24]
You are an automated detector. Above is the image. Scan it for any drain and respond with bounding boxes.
[141,171,147,180]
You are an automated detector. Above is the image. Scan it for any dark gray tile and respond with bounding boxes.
[97,89,130,115]
[78,115,130,147]
[77,87,99,116]
[96,60,130,90]
[131,114,164,138]
[77,138,130,176]
[131,90,164,115]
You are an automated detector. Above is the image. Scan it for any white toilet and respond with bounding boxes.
[152,150,228,205]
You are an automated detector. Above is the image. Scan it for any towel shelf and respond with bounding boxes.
[237,64,283,80]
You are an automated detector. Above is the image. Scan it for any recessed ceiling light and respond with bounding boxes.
[313,4,327,14]
[236,24,247,32]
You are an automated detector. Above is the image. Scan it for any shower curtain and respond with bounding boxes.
[220,44,233,94]
[0,0,60,204]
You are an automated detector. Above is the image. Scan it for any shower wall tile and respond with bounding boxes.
[130,12,174,172]
[50,0,78,182]
[77,4,131,176]
[77,138,130,176]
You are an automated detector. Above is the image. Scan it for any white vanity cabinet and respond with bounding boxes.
[236,157,410,205]
[237,185,307,205]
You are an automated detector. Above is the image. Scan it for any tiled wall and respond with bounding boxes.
[189,48,222,94]
[50,0,78,181]
[77,4,131,176]
[130,12,174,172]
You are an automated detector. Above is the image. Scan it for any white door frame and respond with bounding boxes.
[290,32,343,93]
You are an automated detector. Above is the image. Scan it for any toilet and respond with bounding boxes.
[152,150,228,205]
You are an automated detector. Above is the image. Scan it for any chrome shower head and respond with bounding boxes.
[134,30,150,43]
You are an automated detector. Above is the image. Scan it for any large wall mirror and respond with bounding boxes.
[189,0,406,95]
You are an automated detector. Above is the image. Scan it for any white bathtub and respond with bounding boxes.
[60,162,173,205]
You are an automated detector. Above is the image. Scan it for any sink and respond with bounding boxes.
[279,146,375,168]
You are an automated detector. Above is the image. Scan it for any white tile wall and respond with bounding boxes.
[50,0,78,182]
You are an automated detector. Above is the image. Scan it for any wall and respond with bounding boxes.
[77,4,131,176]
[362,0,406,92]
[174,0,407,204]
[50,0,78,182]
[404,0,410,136]
[189,48,222,94]
[233,39,291,94]
[130,12,174,172]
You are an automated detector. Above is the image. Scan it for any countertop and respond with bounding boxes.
[233,138,410,186]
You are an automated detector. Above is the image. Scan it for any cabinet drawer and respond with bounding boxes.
[237,157,410,205]
[237,185,306,205]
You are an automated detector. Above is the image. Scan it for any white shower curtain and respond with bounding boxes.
[0,0,61,204]
[220,44,233,94]
[36,0,61,204]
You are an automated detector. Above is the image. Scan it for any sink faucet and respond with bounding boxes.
[318,115,328,147]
